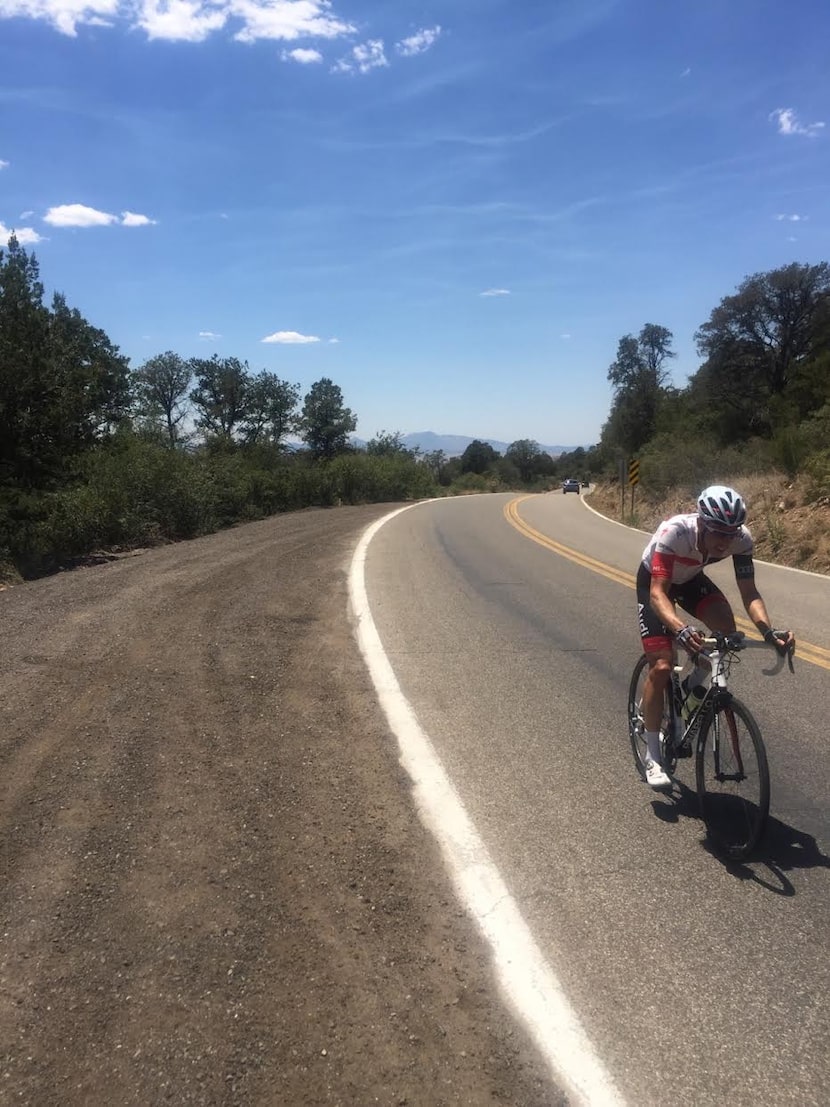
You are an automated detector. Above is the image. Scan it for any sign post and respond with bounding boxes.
[628,458,640,514]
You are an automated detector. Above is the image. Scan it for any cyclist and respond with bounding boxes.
[637,484,794,789]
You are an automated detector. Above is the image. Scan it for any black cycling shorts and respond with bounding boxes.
[636,563,727,652]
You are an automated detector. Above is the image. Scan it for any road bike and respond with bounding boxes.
[627,631,794,860]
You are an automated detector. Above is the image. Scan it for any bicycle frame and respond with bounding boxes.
[665,632,789,761]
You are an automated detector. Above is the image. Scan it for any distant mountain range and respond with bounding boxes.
[352,431,585,458]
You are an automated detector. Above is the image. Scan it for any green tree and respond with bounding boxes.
[366,430,417,458]
[506,439,548,482]
[460,439,499,474]
[788,311,830,420]
[189,356,251,440]
[133,351,192,447]
[241,371,300,448]
[299,377,357,460]
[47,293,131,445]
[603,324,675,456]
[0,237,130,489]
[422,449,448,483]
[0,236,51,487]
[693,262,830,440]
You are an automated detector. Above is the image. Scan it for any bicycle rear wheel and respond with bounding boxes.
[695,696,770,860]
[627,654,671,780]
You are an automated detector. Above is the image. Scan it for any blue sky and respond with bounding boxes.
[1,0,828,448]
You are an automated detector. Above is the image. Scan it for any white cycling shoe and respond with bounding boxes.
[645,759,672,790]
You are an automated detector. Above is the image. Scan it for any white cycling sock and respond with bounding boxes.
[645,730,662,763]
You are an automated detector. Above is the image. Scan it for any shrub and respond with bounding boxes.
[449,471,505,494]
[328,454,436,504]
[771,425,811,477]
[804,450,830,501]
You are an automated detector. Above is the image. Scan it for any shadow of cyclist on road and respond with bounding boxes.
[702,815,830,895]
[648,777,698,825]
[646,783,829,896]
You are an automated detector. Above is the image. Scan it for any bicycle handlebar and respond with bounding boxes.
[699,631,795,675]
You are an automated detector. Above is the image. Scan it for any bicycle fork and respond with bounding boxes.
[706,645,747,782]
[710,701,746,782]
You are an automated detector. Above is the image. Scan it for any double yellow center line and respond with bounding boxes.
[504,495,830,672]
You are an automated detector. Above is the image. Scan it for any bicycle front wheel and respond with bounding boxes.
[695,696,770,860]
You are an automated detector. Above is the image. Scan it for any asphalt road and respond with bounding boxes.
[365,491,830,1107]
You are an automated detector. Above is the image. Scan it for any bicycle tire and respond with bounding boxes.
[695,696,770,860]
[627,654,671,780]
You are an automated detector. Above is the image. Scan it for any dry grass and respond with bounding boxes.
[587,472,830,576]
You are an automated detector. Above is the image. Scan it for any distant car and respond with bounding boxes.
[562,478,581,494]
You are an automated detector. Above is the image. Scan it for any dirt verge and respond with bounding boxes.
[0,505,561,1106]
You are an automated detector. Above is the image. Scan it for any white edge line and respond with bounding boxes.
[348,502,625,1107]
[581,492,830,581]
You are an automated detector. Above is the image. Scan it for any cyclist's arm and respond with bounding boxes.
[736,575,773,632]
[735,566,795,650]
[649,575,686,636]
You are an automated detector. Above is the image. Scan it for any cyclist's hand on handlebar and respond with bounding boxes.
[676,624,705,655]
[764,627,795,658]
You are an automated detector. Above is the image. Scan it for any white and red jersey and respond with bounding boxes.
[641,513,754,585]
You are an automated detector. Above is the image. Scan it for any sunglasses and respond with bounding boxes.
[702,520,740,538]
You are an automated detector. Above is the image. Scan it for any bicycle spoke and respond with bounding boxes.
[627,655,676,780]
[695,698,770,860]
[628,655,666,780]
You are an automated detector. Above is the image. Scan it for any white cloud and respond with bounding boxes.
[0,159,9,169]
[334,38,388,74]
[44,203,118,226]
[137,0,227,42]
[0,0,356,43]
[121,210,157,225]
[0,0,441,80]
[769,107,825,138]
[328,337,339,343]
[231,0,354,43]
[261,330,321,344]
[560,333,572,339]
[42,203,156,227]
[480,288,510,297]
[282,47,323,64]
[198,330,222,340]
[680,67,691,78]
[1,221,43,245]
[0,0,119,36]
[19,210,34,219]
[396,25,441,57]
[774,213,806,222]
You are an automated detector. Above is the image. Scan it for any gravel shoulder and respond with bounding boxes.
[0,505,561,1106]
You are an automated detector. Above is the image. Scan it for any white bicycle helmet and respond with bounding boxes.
[697,485,747,528]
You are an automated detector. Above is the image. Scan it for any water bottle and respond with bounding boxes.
[681,677,707,721]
